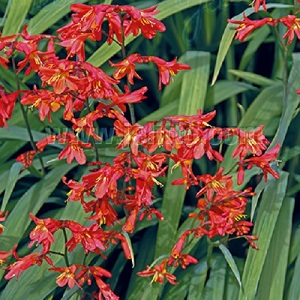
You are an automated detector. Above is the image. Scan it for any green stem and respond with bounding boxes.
[62,228,70,267]
[49,250,65,257]
[86,101,100,161]
[119,13,136,124]
[12,57,45,175]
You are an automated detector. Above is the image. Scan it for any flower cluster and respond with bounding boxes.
[228,13,300,44]
[0,2,282,298]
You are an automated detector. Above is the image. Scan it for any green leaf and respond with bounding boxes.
[257,197,294,300]
[155,52,210,258]
[187,260,208,300]
[161,51,210,107]
[269,53,300,149]
[139,102,178,125]
[289,227,300,266]
[87,0,211,67]
[206,80,257,108]
[228,69,276,87]
[287,254,300,300]
[178,52,210,114]
[218,243,241,287]
[27,0,90,35]
[0,124,46,141]
[239,26,271,71]
[1,162,22,212]
[251,179,270,221]
[0,163,76,255]
[2,0,33,35]
[221,84,283,173]
[238,171,288,300]
[202,255,227,300]
[126,227,156,300]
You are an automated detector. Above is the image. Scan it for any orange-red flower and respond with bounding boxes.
[28,213,62,253]
[242,143,280,182]
[251,0,267,12]
[0,210,8,235]
[197,167,232,200]
[21,88,65,122]
[280,15,300,44]
[113,111,142,155]
[232,125,269,160]
[57,132,92,165]
[124,5,166,39]
[64,222,107,253]
[149,56,191,90]
[228,14,274,42]
[50,265,81,289]
[110,53,143,84]
[5,250,52,280]
[0,88,18,128]
[39,61,85,94]
[0,249,13,265]
[137,259,178,285]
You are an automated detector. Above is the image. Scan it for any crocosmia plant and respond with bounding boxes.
[0,0,299,299]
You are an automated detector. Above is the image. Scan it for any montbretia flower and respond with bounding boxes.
[49,265,81,289]
[240,143,280,183]
[109,53,143,84]
[0,210,8,235]
[57,132,92,165]
[137,259,178,285]
[280,15,300,44]
[251,0,267,12]
[228,14,275,42]
[149,56,191,90]
[28,213,62,253]
[232,125,269,160]
[123,5,166,39]
[5,250,52,280]
[197,167,233,200]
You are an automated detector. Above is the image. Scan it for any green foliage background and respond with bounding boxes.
[0,0,299,299]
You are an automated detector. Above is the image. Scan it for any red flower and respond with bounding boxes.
[110,86,148,112]
[251,0,267,12]
[36,135,57,152]
[39,61,85,94]
[149,56,191,89]
[0,88,18,128]
[232,125,269,160]
[63,176,88,202]
[82,163,124,199]
[137,259,178,285]
[196,167,232,200]
[5,250,52,280]
[28,213,61,253]
[71,110,103,141]
[109,53,143,84]
[0,210,8,235]
[113,111,142,155]
[49,265,81,289]
[64,222,107,253]
[87,197,119,227]
[0,249,13,265]
[0,55,9,68]
[124,5,166,39]
[57,132,92,165]
[143,123,179,152]
[228,14,274,42]
[280,15,300,44]
[20,88,64,122]
[243,143,280,182]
